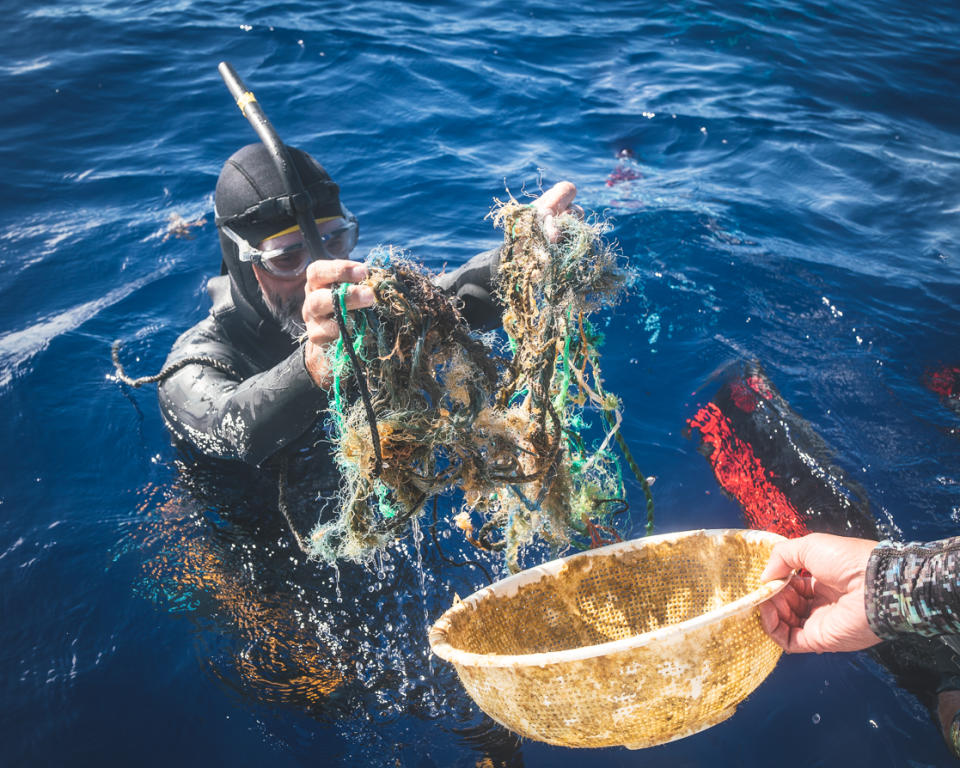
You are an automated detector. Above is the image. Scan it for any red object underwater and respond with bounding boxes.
[925,365,960,419]
[686,360,960,740]
[685,360,873,540]
[605,148,642,187]
[605,165,642,187]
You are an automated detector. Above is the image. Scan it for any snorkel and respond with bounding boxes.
[217,61,330,264]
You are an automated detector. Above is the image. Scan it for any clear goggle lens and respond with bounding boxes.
[223,210,358,278]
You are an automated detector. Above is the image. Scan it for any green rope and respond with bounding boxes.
[602,409,654,535]
[331,282,383,477]
[331,333,347,430]
[330,284,370,428]
[552,307,575,414]
[375,480,398,519]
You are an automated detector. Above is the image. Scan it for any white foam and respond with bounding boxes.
[0,57,52,76]
[0,266,172,390]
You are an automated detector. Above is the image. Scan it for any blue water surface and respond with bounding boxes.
[2,1,959,765]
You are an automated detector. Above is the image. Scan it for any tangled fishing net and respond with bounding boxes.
[309,197,652,572]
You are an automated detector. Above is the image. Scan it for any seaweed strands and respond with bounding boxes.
[490,200,639,566]
[310,250,502,562]
[310,198,646,571]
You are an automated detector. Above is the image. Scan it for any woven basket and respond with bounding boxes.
[429,528,788,749]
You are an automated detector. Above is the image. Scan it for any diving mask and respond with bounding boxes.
[220,205,359,278]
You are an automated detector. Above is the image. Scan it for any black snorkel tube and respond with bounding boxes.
[217,61,328,262]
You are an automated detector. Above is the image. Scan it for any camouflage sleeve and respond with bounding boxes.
[865,537,960,639]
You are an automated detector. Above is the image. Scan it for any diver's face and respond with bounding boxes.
[252,217,356,337]
[252,226,309,337]
[252,260,307,337]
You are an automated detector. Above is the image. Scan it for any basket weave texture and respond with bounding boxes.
[429,529,788,749]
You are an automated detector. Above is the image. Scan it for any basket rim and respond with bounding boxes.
[428,528,789,669]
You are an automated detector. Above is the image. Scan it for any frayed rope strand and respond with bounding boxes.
[602,409,654,535]
[111,340,239,387]
[331,282,383,478]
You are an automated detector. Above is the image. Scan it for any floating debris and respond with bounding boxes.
[311,197,652,571]
[162,212,207,241]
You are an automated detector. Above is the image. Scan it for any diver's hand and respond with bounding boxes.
[302,259,375,388]
[758,533,881,654]
[533,181,583,243]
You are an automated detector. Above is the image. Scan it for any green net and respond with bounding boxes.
[308,197,651,571]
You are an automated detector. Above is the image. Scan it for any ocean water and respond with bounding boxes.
[2,0,959,765]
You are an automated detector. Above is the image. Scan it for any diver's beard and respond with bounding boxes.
[261,289,305,339]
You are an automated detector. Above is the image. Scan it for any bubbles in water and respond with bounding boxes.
[821,296,843,318]
[812,713,821,725]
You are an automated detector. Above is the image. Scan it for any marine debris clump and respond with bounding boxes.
[311,197,648,571]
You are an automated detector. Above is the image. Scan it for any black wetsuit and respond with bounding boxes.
[158,248,501,470]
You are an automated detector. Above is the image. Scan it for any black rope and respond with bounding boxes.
[277,453,310,554]
[331,283,383,478]
[111,339,240,388]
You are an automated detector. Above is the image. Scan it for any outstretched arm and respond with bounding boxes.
[865,536,960,639]
[760,532,960,653]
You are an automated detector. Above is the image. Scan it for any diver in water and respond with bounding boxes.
[159,141,493,467]
[111,64,585,541]
[156,141,579,528]
[132,67,585,765]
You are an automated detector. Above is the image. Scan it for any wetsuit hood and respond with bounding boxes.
[214,143,342,326]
